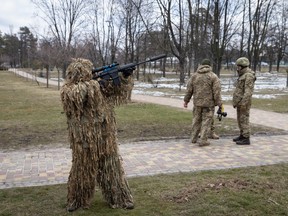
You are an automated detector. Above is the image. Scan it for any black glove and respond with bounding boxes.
[121,67,135,78]
[98,79,108,88]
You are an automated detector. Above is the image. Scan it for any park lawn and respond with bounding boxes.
[0,71,284,150]
[0,71,288,215]
[0,163,288,215]
[252,94,288,113]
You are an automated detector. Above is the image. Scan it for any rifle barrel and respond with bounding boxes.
[137,54,166,65]
[149,54,167,62]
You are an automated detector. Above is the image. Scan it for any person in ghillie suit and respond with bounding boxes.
[60,58,134,212]
[232,57,256,145]
[183,59,222,147]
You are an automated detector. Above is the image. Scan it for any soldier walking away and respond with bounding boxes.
[184,59,222,147]
[60,58,134,212]
[232,57,256,145]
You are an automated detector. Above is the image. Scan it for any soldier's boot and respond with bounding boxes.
[66,202,80,212]
[123,201,134,210]
[199,140,210,147]
[209,132,219,139]
[191,135,198,143]
[233,135,244,142]
[236,137,250,145]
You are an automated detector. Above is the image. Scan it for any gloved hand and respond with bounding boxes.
[121,67,135,78]
[183,101,188,108]
[98,79,108,88]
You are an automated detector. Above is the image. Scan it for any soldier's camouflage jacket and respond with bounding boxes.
[184,65,222,107]
[232,67,256,107]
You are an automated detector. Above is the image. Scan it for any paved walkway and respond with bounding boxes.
[1,70,288,189]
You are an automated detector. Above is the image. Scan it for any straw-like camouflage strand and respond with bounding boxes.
[100,73,132,106]
[60,58,133,210]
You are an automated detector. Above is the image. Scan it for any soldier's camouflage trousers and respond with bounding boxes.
[209,106,215,135]
[191,106,214,142]
[236,104,251,138]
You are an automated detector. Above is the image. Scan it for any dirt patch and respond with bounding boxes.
[163,179,274,203]
[0,125,67,151]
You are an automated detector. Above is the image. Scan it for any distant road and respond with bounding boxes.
[9,68,63,87]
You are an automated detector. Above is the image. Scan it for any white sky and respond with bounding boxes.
[0,0,44,35]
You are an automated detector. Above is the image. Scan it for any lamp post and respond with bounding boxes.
[286,68,288,88]
[18,48,21,68]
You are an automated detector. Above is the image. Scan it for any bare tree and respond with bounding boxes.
[209,0,242,76]
[247,0,276,71]
[156,0,191,86]
[32,0,90,78]
[119,0,143,63]
[272,0,288,72]
[130,0,169,78]
[89,0,123,65]
[188,0,213,72]
[25,0,286,81]
[38,38,64,89]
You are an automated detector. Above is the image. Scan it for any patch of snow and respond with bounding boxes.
[133,73,287,101]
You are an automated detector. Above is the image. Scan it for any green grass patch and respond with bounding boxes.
[252,94,288,113]
[116,102,193,140]
[224,92,288,113]
[1,163,288,215]
[0,72,66,150]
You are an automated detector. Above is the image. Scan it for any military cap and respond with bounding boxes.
[201,59,211,66]
[236,57,250,67]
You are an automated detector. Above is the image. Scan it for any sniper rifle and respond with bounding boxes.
[92,54,166,86]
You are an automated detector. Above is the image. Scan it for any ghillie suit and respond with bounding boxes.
[60,58,134,212]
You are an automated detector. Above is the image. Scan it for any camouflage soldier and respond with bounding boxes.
[232,57,256,145]
[60,58,134,212]
[184,59,222,146]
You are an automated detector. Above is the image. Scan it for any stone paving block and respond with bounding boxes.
[0,135,288,189]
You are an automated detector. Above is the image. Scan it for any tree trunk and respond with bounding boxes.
[287,71,288,88]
